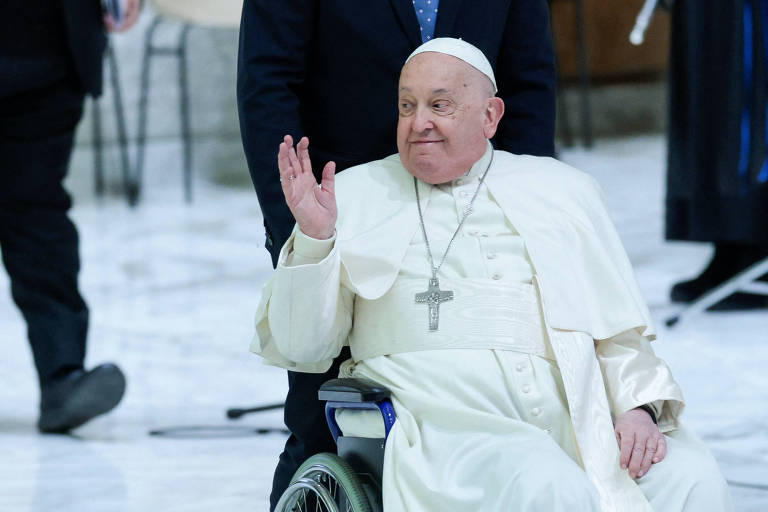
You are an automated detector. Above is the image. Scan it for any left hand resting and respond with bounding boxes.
[614,408,667,479]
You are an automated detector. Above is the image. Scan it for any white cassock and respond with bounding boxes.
[252,143,732,511]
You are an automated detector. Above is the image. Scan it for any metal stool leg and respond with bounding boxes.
[178,24,193,203]
[549,0,574,148]
[92,96,105,196]
[92,43,135,202]
[107,45,133,206]
[666,258,768,327]
[552,46,574,148]
[106,44,132,204]
[574,0,593,148]
[134,16,162,206]
[134,17,194,205]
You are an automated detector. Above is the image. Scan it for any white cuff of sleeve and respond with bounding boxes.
[293,229,336,260]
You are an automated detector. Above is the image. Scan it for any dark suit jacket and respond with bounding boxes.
[62,0,108,96]
[237,0,556,265]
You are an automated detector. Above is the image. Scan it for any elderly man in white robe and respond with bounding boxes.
[252,38,732,511]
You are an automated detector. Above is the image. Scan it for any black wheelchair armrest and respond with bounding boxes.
[318,378,391,403]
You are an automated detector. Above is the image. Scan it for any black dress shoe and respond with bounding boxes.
[38,363,126,433]
[670,243,768,310]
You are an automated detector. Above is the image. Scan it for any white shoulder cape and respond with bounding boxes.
[332,150,655,341]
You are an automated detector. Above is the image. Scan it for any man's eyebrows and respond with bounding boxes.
[398,87,454,94]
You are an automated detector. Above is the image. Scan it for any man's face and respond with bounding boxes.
[396,53,494,184]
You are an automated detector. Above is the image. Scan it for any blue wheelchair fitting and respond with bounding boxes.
[318,378,397,443]
[325,400,397,443]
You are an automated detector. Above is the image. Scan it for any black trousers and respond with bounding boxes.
[0,70,88,387]
[666,0,768,246]
[269,348,350,510]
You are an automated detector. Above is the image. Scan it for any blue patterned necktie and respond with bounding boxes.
[412,0,440,42]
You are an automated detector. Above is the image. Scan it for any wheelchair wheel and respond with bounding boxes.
[274,453,372,512]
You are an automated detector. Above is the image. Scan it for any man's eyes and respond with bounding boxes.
[432,100,456,114]
[397,99,455,115]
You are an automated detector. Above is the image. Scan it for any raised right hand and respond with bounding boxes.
[278,135,337,240]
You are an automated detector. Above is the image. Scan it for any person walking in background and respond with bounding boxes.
[236,0,556,508]
[667,0,768,308]
[0,0,141,433]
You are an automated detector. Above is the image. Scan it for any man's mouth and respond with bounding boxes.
[410,140,443,145]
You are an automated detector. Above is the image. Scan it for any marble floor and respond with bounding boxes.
[1,135,766,511]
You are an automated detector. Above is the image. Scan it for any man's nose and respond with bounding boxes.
[412,106,435,133]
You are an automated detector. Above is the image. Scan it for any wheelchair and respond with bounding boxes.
[274,378,396,512]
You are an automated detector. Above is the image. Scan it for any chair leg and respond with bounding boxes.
[92,97,105,196]
[666,258,768,327]
[178,24,193,204]
[548,0,573,148]
[134,16,162,206]
[553,48,574,148]
[573,0,593,148]
[107,44,132,206]
[135,18,194,205]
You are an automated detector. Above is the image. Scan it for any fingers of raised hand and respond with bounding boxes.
[319,161,336,195]
[286,137,303,178]
[278,143,291,179]
[297,137,313,175]
[278,136,303,187]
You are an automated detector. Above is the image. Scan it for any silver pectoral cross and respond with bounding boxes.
[415,277,454,331]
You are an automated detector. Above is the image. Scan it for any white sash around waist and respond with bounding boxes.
[349,278,555,361]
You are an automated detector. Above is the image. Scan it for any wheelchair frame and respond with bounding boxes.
[274,378,396,512]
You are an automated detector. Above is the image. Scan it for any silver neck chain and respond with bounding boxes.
[414,151,495,278]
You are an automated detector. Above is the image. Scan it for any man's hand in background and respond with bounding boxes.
[104,0,142,33]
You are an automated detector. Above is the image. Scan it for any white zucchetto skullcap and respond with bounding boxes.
[405,38,497,93]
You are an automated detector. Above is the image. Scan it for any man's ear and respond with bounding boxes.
[483,97,505,139]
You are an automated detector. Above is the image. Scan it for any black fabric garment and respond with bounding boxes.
[59,0,109,96]
[0,71,88,387]
[0,1,72,98]
[237,1,557,508]
[667,0,768,246]
[0,1,103,387]
[0,0,107,97]
[0,1,69,59]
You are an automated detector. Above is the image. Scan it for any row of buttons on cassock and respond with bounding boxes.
[515,359,551,433]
